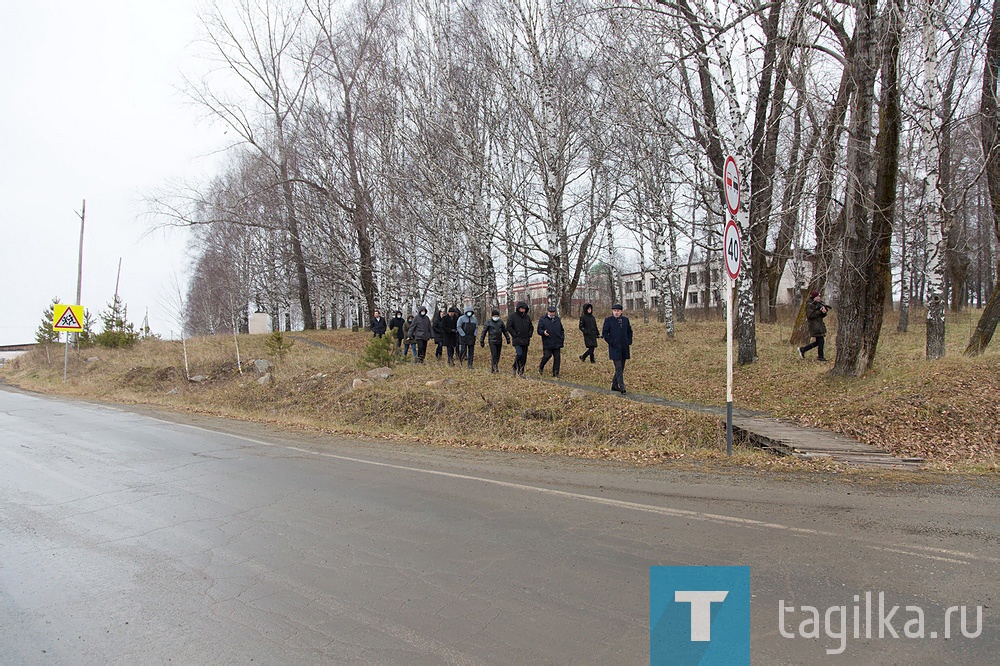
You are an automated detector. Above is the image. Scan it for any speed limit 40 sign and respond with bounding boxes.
[724,219,741,280]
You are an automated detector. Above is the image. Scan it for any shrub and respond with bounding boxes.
[264,330,294,363]
[362,333,397,367]
[95,295,140,349]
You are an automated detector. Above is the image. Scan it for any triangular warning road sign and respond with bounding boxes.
[54,305,83,331]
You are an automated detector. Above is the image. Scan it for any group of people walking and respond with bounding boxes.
[371,302,634,393]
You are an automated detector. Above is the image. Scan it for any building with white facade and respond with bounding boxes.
[619,255,812,312]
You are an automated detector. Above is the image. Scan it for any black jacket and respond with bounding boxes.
[480,318,511,345]
[370,317,387,337]
[602,315,633,360]
[537,314,565,350]
[431,311,444,342]
[506,302,533,346]
[442,313,459,346]
[578,306,599,347]
[388,316,405,340]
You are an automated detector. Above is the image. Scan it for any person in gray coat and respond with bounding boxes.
[407,306,433,363]
[456,307,478,368]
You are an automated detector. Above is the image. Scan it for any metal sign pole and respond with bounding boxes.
[722,155,741,457]
[63,332,69,384]
[726,277,734,456]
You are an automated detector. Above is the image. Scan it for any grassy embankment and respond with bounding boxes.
[3,307,997,473]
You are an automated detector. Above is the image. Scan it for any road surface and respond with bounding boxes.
[1,387,997,663]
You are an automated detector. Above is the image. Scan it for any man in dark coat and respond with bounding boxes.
[480,309,511,373]
[602,303,633,394]
[388,310,405,354]
[506,301,533,377]
[442,307,460,365]
[407,307,433,362]
[370,310,387,338]
[798,291,829,361]
[578,303,599,363]
[432,308,446,359]
[537,305,565,377]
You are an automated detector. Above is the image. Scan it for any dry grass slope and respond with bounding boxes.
[4,307,997,473]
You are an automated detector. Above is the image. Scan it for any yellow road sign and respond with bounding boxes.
[53,304,85,332]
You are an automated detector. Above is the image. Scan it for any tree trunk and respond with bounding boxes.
[922,0,947,360]
[897,178,910,333]
[832,0,900,376]
[279,159,316,330]
[748,0,786,320]
[813,67,854,297]
[967,0,1000,355]
[768,75,817,323]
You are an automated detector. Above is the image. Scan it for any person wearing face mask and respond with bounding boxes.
[506,301,533,377]
[479,309,511,373]
[388,310,405,354]
[407,306,433,363]
[536,305,565,377]
[456,307,478,368]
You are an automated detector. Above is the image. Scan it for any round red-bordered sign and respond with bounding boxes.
[723,155,741,217]
[724,218,741,280]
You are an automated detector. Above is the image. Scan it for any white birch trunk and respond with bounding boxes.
[692,0,757,361]
[653,223,675,338]
[922,0,947,359]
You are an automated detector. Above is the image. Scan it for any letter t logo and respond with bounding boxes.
[650,567,749,664]
[675,591,729,641]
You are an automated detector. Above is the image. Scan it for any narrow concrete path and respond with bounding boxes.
[542,379,924,469]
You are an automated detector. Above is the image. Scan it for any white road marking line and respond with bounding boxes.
[145,415,998,566]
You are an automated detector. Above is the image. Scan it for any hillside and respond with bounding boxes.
[3,310,998,473]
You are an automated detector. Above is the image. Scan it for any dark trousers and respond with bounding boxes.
[580,346,596,362]
[446,344,456,365]
[416,340,428,362]
[435,341,443,358]
[612,358,627,391]
[459,342,475,367]
[801,336,825,359]
[512,344,528,376]
[539,348,561,376]
[489,342,503,372]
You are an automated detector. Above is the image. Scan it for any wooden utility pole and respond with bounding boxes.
[66,199,86,378]
[76,200,85,305]
[73,200,86,351]
[114,257,122,300]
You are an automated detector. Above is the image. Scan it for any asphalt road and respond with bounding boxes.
[1,387,997,664]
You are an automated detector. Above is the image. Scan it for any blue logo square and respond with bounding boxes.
[650,566,750,665]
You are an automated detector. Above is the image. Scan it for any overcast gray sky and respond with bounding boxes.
[0,1,227,346]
